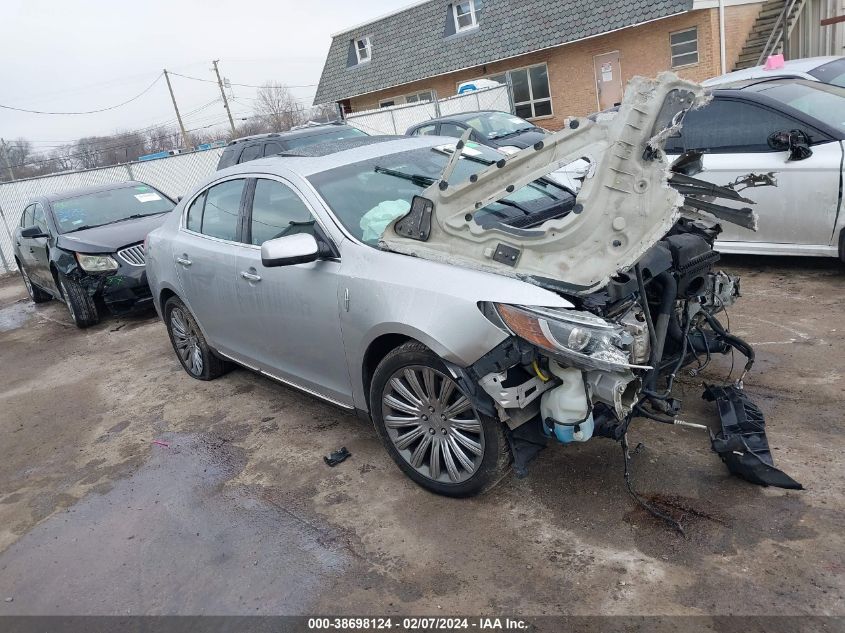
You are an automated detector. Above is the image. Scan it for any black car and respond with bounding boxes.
[406,111,547,154]
[216,123,368,170]
[13,181,175,328]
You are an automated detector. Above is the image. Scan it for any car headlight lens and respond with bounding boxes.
[75,252,119,272]
[498,145,521,155]
[493,303,645,372]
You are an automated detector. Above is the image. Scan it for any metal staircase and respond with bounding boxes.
[733,0,807,70]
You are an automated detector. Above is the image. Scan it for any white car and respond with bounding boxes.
[703,56,845,88]
[666,77,845,260]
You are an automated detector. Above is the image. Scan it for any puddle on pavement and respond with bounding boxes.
[0,433,353,615]
[0,300,37,332]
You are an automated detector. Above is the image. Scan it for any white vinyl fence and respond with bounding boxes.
[0,149,222,273]
[345,85,512,136]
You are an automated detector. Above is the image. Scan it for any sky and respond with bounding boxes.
[0,0,402,153]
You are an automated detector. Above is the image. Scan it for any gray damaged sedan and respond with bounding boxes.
[146,73,801,501]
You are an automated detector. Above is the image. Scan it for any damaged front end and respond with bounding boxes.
[380,72,801,497]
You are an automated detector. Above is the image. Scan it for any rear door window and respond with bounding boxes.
[186,191,206,232]
[199,180,245,241]
[263,142,284,156]
[239,144,263,163]
[248,179,315,246]
[412,124,438,136]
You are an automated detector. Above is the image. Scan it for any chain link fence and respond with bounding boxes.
[0,149,222,273]
[345,85,512,136]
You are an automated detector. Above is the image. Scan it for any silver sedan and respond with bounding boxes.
[145,128,793,496]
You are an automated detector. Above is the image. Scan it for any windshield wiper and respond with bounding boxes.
[61,211,168,234]
[489,127,534,140]
[374,166,436,187]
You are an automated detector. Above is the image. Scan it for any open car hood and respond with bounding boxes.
[381,73,712,294]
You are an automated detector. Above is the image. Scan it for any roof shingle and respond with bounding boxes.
[314,0,694,104]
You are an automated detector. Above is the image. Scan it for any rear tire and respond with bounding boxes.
[370,341,511,497]
[163,296,229,380]
[18,263,51,304]
[58,274,99,328]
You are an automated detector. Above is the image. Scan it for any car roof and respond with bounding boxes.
[225,123,356,146]
[702,56,842,86]
[219,135,456,178]
[409,110,513,127]
[709,76,832,93]
[35,181,157,204]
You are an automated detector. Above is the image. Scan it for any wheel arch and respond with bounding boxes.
[362,333,416,411]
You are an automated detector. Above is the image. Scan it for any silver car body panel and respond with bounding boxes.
[147,158,573,413]
[380,73,708,293]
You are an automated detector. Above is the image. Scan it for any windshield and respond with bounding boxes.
[285,126,367,150]
[808,58,845,88]
[308,142,575,245]
[755,81,845,133]
[462,112,536,140]
[51,184,174,233]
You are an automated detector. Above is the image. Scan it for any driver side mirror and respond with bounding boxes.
[768,130,813,161]
[20,225,48,239]
[261,233,321,267]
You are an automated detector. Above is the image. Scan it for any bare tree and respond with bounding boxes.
[254,82,306,131]
[310,103,340,123]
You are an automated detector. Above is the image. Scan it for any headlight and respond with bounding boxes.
[75,252,119,272]
[498,145,521,155]
[492,303,647,372]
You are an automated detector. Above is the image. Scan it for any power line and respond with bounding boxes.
[0,74,164,115]
[168,70,317,90]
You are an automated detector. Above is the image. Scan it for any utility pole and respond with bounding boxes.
[163,70,191,150]
[0,138,15,181]
[212,60,237,136]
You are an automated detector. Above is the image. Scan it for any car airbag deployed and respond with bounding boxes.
[382,73,709,293]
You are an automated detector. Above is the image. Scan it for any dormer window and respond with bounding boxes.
[453,1,478,32]
[355,37,372,64]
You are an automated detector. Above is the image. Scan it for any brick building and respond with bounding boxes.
[314,0,767,131]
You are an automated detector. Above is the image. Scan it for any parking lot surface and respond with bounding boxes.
[0,256,843,617]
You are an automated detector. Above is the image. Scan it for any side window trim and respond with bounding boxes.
[180,175,250,245]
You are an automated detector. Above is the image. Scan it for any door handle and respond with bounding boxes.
[176,256,192,267]
[240,271,261,282]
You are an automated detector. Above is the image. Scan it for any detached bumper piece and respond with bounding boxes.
[703,385,802,490]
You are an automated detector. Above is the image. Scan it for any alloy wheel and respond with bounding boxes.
[170,307,204,376]
[381,365,484,484]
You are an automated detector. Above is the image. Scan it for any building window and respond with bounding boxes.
[464,64,551,119]
[405,90,433,103]
[379,90,434,108]
[670,28,698,68]
[453,1,478,32]
[355,37,372,64]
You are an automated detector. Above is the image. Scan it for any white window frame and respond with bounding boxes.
[355,36,372,64]
[459,63,553,120]
[453,1,478,33]
[379,89,435,108]
[670,28,699,68]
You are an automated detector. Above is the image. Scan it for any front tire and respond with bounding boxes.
[370,341,511,497]
[58,274,99,328]
[18,263,51,304]
[163,296,229,380]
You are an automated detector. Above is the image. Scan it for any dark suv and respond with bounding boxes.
[216,123,368,170]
